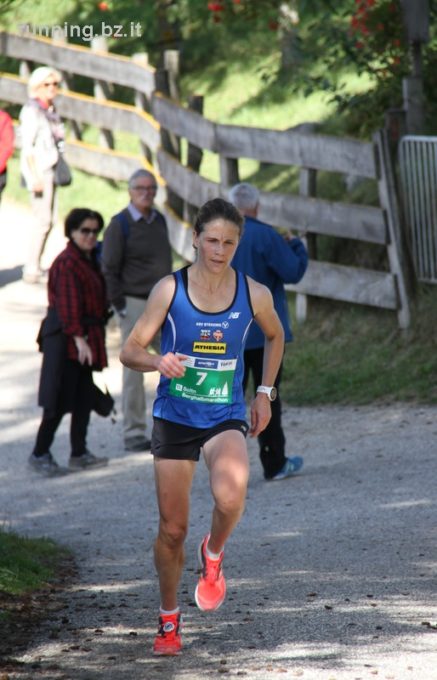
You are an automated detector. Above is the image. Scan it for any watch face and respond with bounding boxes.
[257,385,278,401]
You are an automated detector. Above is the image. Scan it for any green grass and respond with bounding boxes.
[0,529,69,597]
[282,288,437,406]
[183,61,334,131]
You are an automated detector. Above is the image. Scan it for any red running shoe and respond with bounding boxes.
[194,534,226,611]
[153,611,182,656]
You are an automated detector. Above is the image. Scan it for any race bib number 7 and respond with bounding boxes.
[169,354,236,403]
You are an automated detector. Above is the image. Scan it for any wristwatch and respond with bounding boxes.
[256,385,277,401]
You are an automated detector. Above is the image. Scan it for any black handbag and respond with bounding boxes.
[92,383,115,418]
[54,154,72,187]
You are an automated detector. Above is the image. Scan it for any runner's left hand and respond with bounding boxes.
[249,394,272,437]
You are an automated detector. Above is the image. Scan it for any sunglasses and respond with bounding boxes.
[79,227,100,236]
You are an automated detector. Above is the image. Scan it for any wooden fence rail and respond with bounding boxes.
[0,31,411,327]
[0,31,157,96]
[151,93,378,177]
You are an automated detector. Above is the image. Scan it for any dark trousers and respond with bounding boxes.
[33,363,93,457]
[0,171,6,203]
[243,347,286,479]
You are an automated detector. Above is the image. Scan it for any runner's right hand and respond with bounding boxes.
[156,352,187,378]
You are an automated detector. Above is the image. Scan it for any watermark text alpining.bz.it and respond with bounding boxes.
[18,22,143,42]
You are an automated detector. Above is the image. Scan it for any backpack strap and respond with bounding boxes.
[116,210,130,241]
[96,210,130,265]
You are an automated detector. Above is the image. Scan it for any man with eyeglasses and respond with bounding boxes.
[102,169,172,453]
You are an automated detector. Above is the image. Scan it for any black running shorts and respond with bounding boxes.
[151,417,249,461]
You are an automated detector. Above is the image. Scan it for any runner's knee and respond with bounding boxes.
[212,474,247,516]
[158,519,188,548]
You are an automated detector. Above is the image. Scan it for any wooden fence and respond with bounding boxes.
[0,31,411,328]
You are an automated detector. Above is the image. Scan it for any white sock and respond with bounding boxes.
[160,606,180,616]
[205,542,223,561]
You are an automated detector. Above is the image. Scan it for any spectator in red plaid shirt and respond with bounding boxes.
[29,208,110,476]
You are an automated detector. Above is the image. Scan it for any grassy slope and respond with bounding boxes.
[283,291,437,406]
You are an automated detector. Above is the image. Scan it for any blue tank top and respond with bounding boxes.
[153,267,254,428]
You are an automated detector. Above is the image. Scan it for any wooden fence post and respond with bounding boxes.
[163,49,180,101]
[183,94,204,223]
[53,30,82,141]
[219,157,239,191]
[295,167,317,323]
[132,51,153,164]
[403,75,425,135]
[19,59,32,80]
[91,36,114,150]
[374,129,412,329]
[155,67,183,215]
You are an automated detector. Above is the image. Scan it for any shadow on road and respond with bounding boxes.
[0,265,23,287]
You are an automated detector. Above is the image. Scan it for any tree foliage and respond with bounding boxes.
[176,0,437,135]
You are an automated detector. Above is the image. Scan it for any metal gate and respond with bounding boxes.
[399,136,437,283]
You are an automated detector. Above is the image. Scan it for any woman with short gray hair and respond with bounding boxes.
[19,66,66,283]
